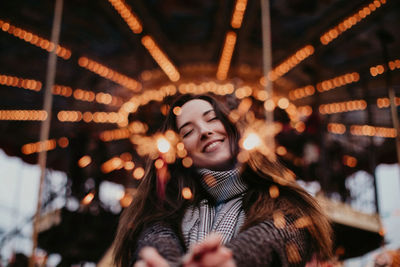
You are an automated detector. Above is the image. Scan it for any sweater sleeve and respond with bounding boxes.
[225,218,311,267]
[131,222,185,267]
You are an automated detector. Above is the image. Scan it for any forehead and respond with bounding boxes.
[176,99,214,126]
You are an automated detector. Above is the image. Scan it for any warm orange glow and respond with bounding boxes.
[327,123,346,135]
[182,157,193,168]
[0,110,47,121]
[277,98,289,109]
[141,35,180,82]
[269,185,279,198]
[78,155,92,168]
[343,155,357,167]
[81,192,95,205]
[0,73,42,91]
[108,0,143,34]
[101,157,124,173]
[320,0,386,45]
[173,106,182,115]
[266,45,314,81]
[182,187,193,199]
[119,192,133,208]
[133,167,145,179]
[78,57,141,91]
[216,31,237,80]
[21,138,63,155]
[231,0,248,29]
[154,158,164,169]
[350,125,396,138]
[319,100,367,114]
[276,146,287,156]
[0,19,71,59]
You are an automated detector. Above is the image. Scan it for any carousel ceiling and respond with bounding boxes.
[0,0,399,195]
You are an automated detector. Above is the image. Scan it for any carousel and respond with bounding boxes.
[0,0,399,266]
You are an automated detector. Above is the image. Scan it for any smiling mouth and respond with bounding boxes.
[203,139,224,152]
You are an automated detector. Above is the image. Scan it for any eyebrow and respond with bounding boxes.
[177,109,214,133]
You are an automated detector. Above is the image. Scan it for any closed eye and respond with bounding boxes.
[182,129,193,138]
[208,117,218,122]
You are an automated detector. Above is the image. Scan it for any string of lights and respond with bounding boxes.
[319,100,367,114]
[0,110,47,121]
[231,0,248,29]
[0,73,42,91]
[377,97,400,108]
[370,59,400,76]
[320,0,387,45]
[327,123,396,138]
[21,137,69,155]
[0,19,71,60]
[107,0,142,34]
[216,31,237,81]
[78,57,141,92]
[57,110,125,124]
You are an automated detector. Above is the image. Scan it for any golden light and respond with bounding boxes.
[277,98,289,109]
[78,155,92,168]
[124,161,135,170]
[154,158,165,169]
[173,106,182,115]
[108,0,143,34]
[327,123,346,135]
[101,157,124,173]
[182,187,193,200]
[58,137,69,148]
[0,110,47,121]
[320,0,387,45]
[242,133,261,151]
[0,19,71,60]
[133,167,145,180]
[216,31,237,80]
[141,35,180,82]
[263,99,275,112]
[78,57,141,91]
[273,211,286,229]
[81,192,95,205]
[0,73,42,91]
[343,155,357,168]
[276,146,287,156]
[182,157,193,168]
[231,0,248,29]
[157,137,171,153]
[119,192,133,208]
[269,185,279,198]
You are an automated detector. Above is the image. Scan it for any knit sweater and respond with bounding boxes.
[132,216,311,267]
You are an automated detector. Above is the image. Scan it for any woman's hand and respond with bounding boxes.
[183,234,236,267]
[134,247,170,267]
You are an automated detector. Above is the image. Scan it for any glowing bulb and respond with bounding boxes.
[157,137,171,153]
[243,133,261,150]
[182,187,193,199]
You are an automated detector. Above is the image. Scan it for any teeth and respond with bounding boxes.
[204,141,220,152]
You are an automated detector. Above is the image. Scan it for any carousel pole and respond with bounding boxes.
[378,29,400,167]
[29,0,64,266]
[260,0,275,148]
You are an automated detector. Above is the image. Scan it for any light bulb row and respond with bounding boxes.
[57,110,125,124]
[327,123,396,138]
[376,97,400,108]
[0,19,71,59]
[231,0,248,29]
[320,0,387,45]
[319,100,367,114]
[370,59,400,76]
[0,73,42,91]
[21,137,69,155]
[216,31,237,81]
[0,110,47,121]
[108,0,143,34]
[78,57,141,92]
[267,45,314,81]
[141,36,180,82]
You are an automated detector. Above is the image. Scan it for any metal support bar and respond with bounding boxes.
[29,0,64,266]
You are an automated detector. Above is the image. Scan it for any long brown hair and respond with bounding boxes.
[113,94,332,267]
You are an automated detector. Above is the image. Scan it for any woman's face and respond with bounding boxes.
[176,99,232,170]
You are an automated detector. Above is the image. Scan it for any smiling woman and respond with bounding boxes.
[112,94,333,267]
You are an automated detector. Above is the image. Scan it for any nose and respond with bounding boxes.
[199,123,213,140]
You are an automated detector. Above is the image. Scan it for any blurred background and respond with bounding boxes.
[0,0,400,266]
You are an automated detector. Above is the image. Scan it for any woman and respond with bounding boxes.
[113,94,332,267]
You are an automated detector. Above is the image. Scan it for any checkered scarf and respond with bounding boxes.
[182,168,248,248]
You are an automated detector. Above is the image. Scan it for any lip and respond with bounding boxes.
[202,139,224,152]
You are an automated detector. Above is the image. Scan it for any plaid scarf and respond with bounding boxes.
[182,168,248,248]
